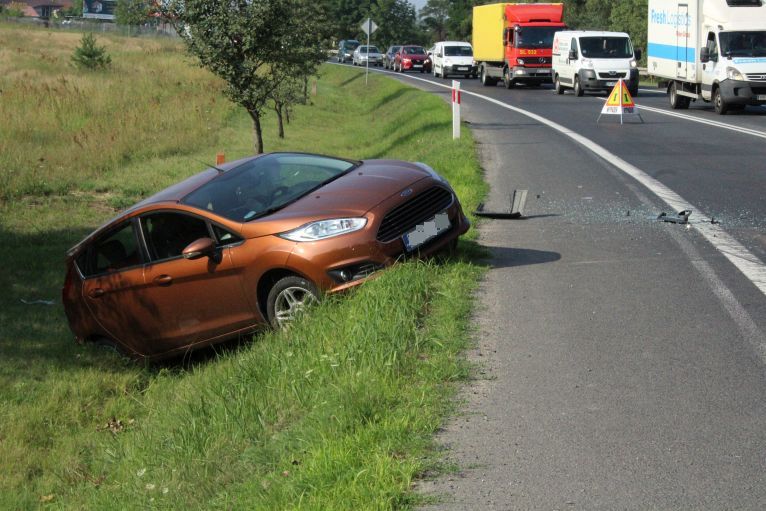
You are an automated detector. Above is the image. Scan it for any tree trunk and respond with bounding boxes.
[248,108,264,154]
[285,107,291,124]
[303,76,309,102]
[275,102,285,139]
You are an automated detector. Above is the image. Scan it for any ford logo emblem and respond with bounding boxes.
[400,188,413,197]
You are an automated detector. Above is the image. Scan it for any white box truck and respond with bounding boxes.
[647,0,766,114]
[552,31,641,97]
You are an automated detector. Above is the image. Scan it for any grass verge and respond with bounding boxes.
[0,24,486,509]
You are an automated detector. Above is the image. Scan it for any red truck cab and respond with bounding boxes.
[473,3,566,88]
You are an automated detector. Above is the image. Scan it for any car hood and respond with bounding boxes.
[240,160,432,238]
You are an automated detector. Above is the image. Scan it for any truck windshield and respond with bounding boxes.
[516,27,559,49]
[579,37,633,59]
[719,31,766,57]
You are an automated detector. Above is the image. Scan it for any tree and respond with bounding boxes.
[420,0,449,43]
[166,0,329,154]
[71,32,112,70]
[116,0,150,29]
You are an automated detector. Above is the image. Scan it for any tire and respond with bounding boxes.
[464,74,471,78]
[713,87,729,115]
[669,82,690,109]
[629,86,639,97]
[554,75,564,95]
[503,67,514,89]
[266,276,318,329]
[480,65,496,86]
[574,76,584,97]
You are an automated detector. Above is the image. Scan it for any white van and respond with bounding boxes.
[430,41,477,79]
[552,31,641,96]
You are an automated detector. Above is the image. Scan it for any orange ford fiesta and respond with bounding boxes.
[62,152,470,360]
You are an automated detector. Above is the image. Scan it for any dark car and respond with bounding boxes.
[384,45,401,69]
[394,45,431,73]
[337,40,360,63]
[63,152,470,360]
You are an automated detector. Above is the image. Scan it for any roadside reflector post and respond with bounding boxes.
[452,80,461,139]
[216,152,225,165]
[510,189,528,217]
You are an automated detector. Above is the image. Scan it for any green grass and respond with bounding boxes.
[0,24,487,509]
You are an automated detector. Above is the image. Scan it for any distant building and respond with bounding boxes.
[0,0,75,18]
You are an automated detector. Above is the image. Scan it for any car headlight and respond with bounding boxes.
[630,59,637,68]
[581,58,594,69]
[279,218,367,241]
[726,67,744,81]
[517,58,525,66]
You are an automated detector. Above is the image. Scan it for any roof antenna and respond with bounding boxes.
[190,157,226,173]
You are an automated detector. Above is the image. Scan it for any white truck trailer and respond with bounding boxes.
[647,0,766,114]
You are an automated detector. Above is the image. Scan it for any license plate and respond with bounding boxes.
[457,66,468,71]
[413,64,422,68]
[537,69,551,74]
[403,212,451,251]
[758,94,766,101]
[606,81,616,86]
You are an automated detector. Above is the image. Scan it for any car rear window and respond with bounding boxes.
[181,153,359,222]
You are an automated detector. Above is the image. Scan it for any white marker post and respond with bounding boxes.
[452,80,461,139]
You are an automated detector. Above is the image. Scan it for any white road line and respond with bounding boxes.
[635,103,766,140]
[344,64,766,298]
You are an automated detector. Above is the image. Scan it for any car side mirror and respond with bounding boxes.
[634,48,642,61]
[182,237,216,260]
[700,47,710,63]
[568,49,578,60]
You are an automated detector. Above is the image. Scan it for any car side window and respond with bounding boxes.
[212,224,243,246]
[81,221,142,277]
[141,212,211,262]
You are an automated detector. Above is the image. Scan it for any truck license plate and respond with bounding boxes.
[403,212,450,251]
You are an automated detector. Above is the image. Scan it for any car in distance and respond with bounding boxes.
[431,41,477,79]
[384,45,402,69]
[394,45,432,73]
[352,45,383,66]
[337,39,360,63]
[62,152,470,360]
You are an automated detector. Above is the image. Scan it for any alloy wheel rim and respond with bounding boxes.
[274,286,317,327]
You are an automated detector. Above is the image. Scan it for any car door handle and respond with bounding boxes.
[88,288,105,298]
[153,275,173,286]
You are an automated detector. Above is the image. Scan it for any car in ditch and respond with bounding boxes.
[62,152,470,360]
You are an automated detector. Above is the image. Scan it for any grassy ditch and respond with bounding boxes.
[0,24,486,509]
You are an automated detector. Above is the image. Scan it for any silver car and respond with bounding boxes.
[352,45,383,67]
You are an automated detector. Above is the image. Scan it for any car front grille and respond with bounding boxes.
[746,73,766,81]
[597,72,627,79]
[377,186,453,243]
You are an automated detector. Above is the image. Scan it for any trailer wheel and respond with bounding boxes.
[713,87,729,115]
[669,82,690,110]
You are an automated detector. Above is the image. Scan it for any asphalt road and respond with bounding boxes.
[336,63,766,509]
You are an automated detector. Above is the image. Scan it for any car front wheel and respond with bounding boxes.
[267,276,319,329]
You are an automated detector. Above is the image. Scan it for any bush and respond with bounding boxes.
[1,2,26,17]
[71,32,112,70]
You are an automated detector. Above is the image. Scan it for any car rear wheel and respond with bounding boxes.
[267,276,319,329]
[713,87,729,115]
[669,81,690,109]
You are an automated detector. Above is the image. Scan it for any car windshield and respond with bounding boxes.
[360,46,379,53]
[444,45,473,57]
[579,36,633,58]
[516,27,558,49]
[720,31,766,57]
[389,46,401,54]
[402,46,426,55]
[182,153,358,222]
[345,41,360,50]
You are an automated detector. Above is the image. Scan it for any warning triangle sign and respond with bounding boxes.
[598,80,643,124]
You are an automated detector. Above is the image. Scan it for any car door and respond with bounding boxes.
[701,31,719,100]
[435,44,443,74]
[137,211,256,355]
[81,219,149,355]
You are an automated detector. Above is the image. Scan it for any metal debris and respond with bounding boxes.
[657,210,692,224]
[474,189,528,219]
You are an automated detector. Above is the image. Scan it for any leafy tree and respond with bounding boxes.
[371,0,420,47]
[420,0,449,43]
[0,2,26,17]
[116,0,150,27]
[71,32,112,70]
[166,0,330,154]
[60,0,83,17]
